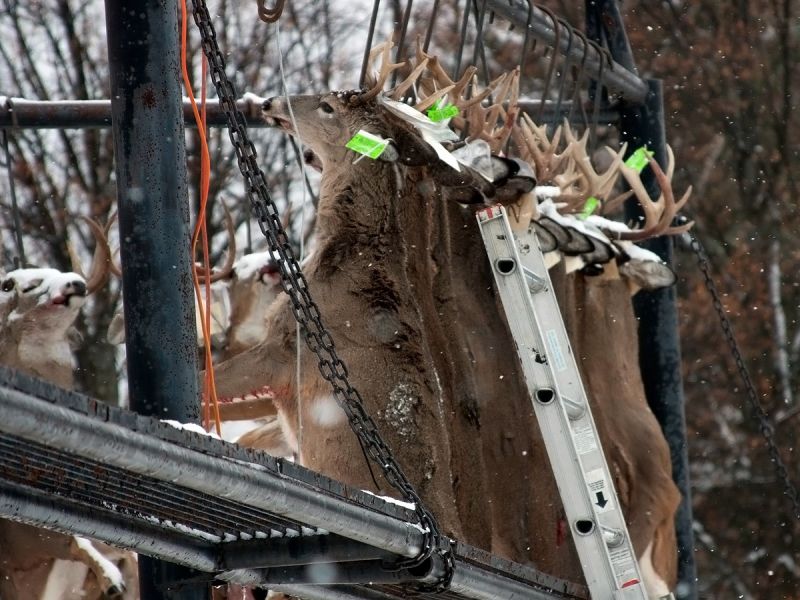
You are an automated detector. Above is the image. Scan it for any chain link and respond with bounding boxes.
[689,234,800,522]
[188,0,454,586]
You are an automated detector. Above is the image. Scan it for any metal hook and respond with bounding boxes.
[422,0,441,52]
[552,18,574,128]
[518,0,535,80]
[587,39,611,148]
[472,0,493,105]
[255,0,285,23]
[471,0,490,71]
[569,28,590,127]
[359,0,382,88]
[454,0,473,79]
[391,0,415,88]
[536,5,561,123]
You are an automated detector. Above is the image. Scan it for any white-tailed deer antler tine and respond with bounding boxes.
[614,147,692,240]
[389,57,429,100]
[195,202,237,284]
[615,161,660,240]
[519,113,569,185]
[359,41,405,103]
[414,85,454,112]
[79,216,112,294]
[102,211,123,278]
[449,66,477,100]
[649,146,694,233]
[459,72,507,109]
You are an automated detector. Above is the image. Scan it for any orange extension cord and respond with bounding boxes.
[180,0,222,435]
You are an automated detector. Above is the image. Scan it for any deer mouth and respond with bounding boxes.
[263,115,294,134]
[50,295,74,308]
[51,290,87,307]
[259,263,281,284]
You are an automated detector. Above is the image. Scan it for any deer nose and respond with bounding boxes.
[262,97,275,112]
[66,280,87,296]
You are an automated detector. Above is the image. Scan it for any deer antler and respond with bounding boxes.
[514,114,570,185]
[194,203,237,283]
[613,145,693,241]
[357,40,406,103]
[459,68,520,154]
[561,122,632,212]
[68,216,112,294]
[104,212,122,278]
[413,39,476,112]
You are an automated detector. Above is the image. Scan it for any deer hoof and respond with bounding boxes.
[103,583,126,599]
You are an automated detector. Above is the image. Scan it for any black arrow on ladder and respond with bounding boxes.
[595,491,608,508]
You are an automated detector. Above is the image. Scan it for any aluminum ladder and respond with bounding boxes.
[476,204,649,600]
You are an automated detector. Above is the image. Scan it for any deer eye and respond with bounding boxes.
[318,101,334,114]
[21,280,43,293]
[1,279,14,292]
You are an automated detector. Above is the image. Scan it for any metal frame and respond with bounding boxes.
[0,367,587,600]
[103,0,201,596]
[484,0,648,104]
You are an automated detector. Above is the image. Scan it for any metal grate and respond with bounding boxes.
[0,367,587,599]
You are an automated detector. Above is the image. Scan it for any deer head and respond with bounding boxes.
[260,40,525,215]
[0,217,110,387]
[223,250,283,360]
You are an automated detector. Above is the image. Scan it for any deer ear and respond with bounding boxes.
[429,161,496,204]
[379,128,438,166]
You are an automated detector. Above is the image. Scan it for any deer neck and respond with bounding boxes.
[315,160,431,261]
[0,318,75,388]
[227,282,276,354]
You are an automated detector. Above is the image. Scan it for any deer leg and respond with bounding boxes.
[68,537,126,598]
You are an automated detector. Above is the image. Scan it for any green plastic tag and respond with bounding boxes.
[427,99,460,122]
[625,146,654,173]
[578,196,600,220]
[346,130,389,159]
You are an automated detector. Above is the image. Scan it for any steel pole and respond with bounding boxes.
[618,79,698,600]
[103,1,205,598]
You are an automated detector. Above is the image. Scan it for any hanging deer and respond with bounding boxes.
[213,41,686,598]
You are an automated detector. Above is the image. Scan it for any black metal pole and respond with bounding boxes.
[103,1,205,599]
[618,79,698,600]
[0,98,615,129]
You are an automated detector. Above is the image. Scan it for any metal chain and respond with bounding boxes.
[689,234,800,522]
[188,0,454,586]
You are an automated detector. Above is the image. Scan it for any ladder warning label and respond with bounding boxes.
[586,468,614,513]
[572,421,598,455]
[544,329,567,372]
[609,545,640,588]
